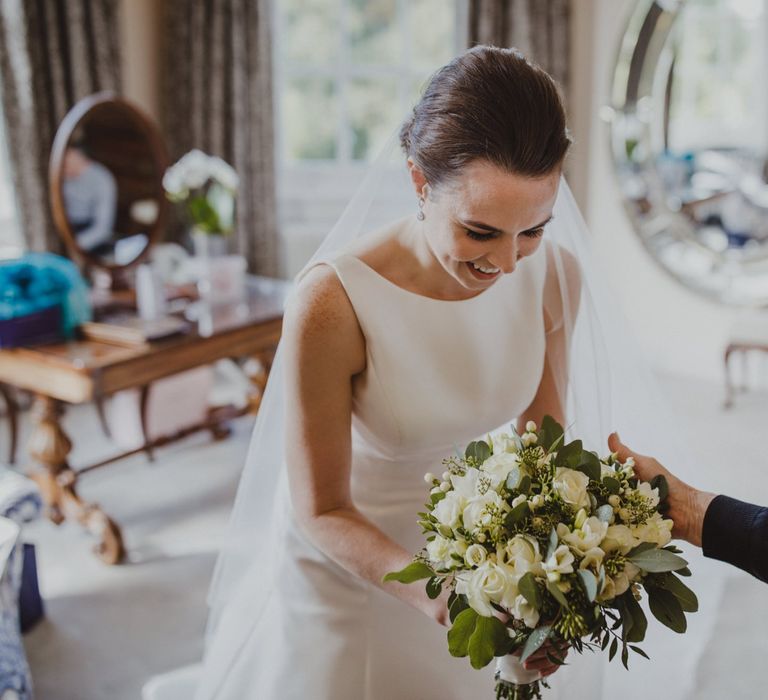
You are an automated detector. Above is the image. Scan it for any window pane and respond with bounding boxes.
[407,0,455,69]
[347,77,399,161]
[284,78,339,161]
[283,0,340,64]
[347,0,400,65]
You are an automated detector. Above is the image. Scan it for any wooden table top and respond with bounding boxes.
[0,276,291,402]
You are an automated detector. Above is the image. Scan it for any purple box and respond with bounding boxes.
[0,305,64,348]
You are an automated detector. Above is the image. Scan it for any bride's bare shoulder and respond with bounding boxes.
[285,262,366,373]
[344,217,410,273]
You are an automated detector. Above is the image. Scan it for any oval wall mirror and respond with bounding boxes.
[610,0,768,306]
[49,91,169,290]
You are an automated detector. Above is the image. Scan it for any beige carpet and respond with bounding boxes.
[5,372,768,700]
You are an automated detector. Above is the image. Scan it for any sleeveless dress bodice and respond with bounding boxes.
[196,246,570,700]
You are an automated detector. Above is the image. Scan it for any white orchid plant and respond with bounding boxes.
[163,149,239,235]
[385,416,698,700]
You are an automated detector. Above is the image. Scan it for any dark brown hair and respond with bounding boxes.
[400,46,571,188]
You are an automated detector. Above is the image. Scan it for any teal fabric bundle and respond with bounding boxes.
[0,253,91,338]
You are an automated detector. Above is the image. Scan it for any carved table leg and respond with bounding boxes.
[27,395,125,565]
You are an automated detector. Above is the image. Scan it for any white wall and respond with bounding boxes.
[571,0,737,382]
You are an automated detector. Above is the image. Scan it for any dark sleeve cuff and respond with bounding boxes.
[702,494,768,583]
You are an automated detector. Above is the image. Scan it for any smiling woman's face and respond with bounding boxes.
[412,159,561,293]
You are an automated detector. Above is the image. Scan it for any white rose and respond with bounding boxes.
[512,593,541,629]
[465,543,488,568]
[562,516,609,555]
[462,490,505,533]
[542,544,575,582]
[433,492,465,530]
[506,535,544,577]
[427,535,455,570]
[482,452,520,487]
[464,562,518,616]
[602,524,640,554]
[552,467,591,510]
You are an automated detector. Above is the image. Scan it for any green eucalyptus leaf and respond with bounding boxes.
[519,572,543,610]
[468,615,508,670]
[505,466,522,491]
[654,573,699,612]
[676,566,692,577]
[650,474,670,501]
[647,587,687,633]
[447,608,479,657]
[547,529,559,560]
[626,541,657,558]
[609,638,618,662]
[621,645,629,670]
[578,569,598,603]
[430,491,447,505]
[383,561,435,584]
[629,645,650,660]
[623,592,648,643]
[576,452,601,482]
[505,501,530,528]
[449,593,470,623]
[517,474,532,495]
[556,440,583,468]
[538,415,565,452]
[628,548,688,573]
[466,440,491,464]
[520,625,552,664]
[602,477,621,495]
[426,577,443,600]
[546,580,570,610]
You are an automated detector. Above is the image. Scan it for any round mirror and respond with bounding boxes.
[610,0,768,306]
[49,91,169,287]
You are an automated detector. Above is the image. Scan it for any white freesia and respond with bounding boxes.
[433,491,465,530]
[512,593,540,629]
[579,546,606,571]
[631,512,673,547]
[562,516,609,555]
[602,524,640,554]
[542,544,575,582]
[464,543,488,568]
[601,561,642,600]
[552,467,591,510]
[426,535,455,570]
[481,451,519,486]
[450,468,482,499]
[635,481,660,509]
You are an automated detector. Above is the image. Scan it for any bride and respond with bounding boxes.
[185,45,715,700]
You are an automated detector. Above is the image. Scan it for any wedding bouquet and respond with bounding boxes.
[385,417,698,699]
[162,149,238,236]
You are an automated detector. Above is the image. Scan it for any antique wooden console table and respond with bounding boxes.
[0,276,289,564]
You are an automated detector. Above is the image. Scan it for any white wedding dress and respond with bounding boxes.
[189,245,611,700]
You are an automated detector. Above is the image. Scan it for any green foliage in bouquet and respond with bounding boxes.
[385,416,697,699]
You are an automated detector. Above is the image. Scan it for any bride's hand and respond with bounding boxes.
[516,639,569,678]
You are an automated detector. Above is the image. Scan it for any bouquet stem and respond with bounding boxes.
[494,678,547,700]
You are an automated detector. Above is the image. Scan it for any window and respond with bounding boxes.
[275,0,467,275]
[0,98,22,259]
[276,0,466,166]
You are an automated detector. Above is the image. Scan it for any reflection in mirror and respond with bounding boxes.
[611,0,768,305]
[50,92,169,289]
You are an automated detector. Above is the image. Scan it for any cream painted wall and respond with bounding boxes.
[118,0,162,122]
[570,0,738,382]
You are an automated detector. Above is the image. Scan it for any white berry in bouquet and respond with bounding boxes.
[385,416,698,700]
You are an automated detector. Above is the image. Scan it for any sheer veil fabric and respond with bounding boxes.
[195,126,726,699]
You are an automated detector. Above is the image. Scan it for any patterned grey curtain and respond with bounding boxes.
[0,0,121,252]
[468,0,571,100]
[163,0,279,277]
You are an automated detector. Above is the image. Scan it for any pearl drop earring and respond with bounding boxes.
[417,196,426,221]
